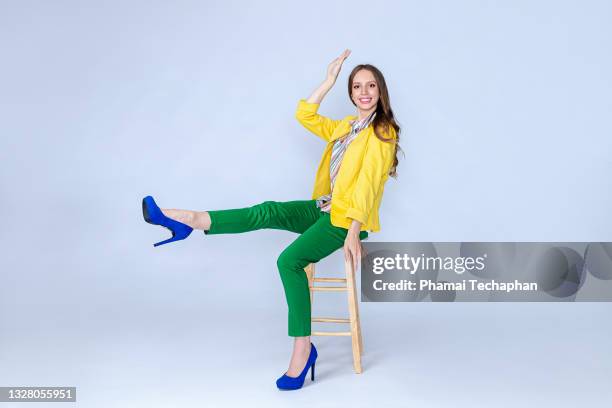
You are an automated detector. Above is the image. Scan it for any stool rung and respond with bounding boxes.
[310,286,347,291]
[313,277,347,283]
[312,317,350,323]
[312,331,352,336]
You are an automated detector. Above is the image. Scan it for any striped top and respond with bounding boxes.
[316,110,377,213]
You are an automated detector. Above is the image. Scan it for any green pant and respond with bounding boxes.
[204,199,368,337]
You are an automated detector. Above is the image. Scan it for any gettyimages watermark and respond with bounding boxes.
[360,242,612,302]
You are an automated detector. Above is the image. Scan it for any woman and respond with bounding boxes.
[141,49,401,390]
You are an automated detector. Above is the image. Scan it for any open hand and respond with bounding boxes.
[326,49,351,82]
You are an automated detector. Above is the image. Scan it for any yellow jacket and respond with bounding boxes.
[295,99,397,232]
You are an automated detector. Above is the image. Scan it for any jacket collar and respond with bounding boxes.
[329,114,371,142]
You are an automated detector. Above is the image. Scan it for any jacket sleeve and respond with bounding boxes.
[295,99,342,142]
[345,127,397,225]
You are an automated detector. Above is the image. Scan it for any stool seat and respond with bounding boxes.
[304,259,364,374]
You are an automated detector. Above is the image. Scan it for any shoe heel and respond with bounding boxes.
[154,233,180,247]
[311,361,315,381]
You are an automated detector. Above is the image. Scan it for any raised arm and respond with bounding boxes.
[295,49,351,142]
[305,77,335,104]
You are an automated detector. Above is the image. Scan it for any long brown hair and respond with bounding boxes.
[347,64,402,178]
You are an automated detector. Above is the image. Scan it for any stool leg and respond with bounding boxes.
[356,288,364,356]
[345,258,363,374]
[355,260,364,355]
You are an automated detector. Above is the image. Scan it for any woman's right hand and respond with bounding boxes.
[326,49,351,83]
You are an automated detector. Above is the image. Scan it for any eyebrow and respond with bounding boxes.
[353,81,377,85]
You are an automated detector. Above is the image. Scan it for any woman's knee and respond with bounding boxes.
[276,250,294,273]
[276,249,308,276]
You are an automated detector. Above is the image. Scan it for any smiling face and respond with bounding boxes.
[351,69,380,113]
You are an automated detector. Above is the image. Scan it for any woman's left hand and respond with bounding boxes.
[344,221,363,272]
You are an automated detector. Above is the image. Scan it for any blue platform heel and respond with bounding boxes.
[276,343,318,390]
[142,195,194,247]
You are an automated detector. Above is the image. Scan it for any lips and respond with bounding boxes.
[359,98,372,103]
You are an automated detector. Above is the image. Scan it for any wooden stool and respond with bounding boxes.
[304,259,364,373]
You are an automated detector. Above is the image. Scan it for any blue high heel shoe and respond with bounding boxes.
[142,195,193,247]
[276,343,318,390]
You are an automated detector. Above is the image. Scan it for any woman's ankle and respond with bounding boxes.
[193,211,211,231]
[161,209,191,224]
[293,336,311,350]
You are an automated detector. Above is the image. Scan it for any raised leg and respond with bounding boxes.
[161,200,323,235]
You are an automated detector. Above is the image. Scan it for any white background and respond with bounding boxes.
[1,1,610,406]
